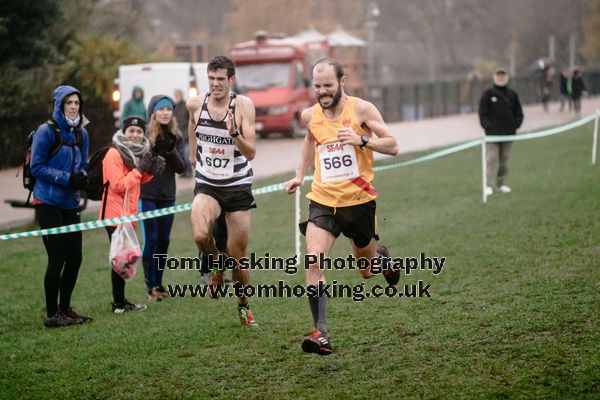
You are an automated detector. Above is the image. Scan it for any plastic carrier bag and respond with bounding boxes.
[108,190,141,281]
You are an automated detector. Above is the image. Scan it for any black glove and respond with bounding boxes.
[68,173,89,190]
[148,154,166,176]
[137,152,155,174]
[153,132,176,156]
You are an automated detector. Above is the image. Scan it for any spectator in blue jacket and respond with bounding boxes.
[30,85,91,327]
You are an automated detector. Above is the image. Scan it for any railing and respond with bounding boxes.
[378,70,600,122]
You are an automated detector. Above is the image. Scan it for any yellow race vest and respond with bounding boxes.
[307,96,377,207]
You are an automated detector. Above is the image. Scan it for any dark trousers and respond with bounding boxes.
[140,199,175,290]
[105,226,127,304]
[36,204,82,317]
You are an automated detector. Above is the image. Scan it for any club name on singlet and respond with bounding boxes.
[194,93,253,187]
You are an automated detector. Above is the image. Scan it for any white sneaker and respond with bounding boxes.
[485,186,493,196]
[498,185,512,193]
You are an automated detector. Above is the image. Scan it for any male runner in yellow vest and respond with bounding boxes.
[284,58,400,355]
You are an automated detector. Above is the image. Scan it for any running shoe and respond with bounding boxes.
[112,301,147,314]
[302,328,333,355]
[209,267,224,299]
[377,245,400,286]
[44,310,81,328]
[61,307,92,323]
[238,305,259,328]
[147,287,163,302]
[200,272,211,286]
[157,285,170,299]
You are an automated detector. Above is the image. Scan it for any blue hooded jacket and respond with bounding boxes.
[30,85,90,209]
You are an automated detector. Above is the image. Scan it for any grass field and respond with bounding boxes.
[1,124,599,399]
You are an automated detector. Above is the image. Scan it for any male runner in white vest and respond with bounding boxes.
[187,56,258,327]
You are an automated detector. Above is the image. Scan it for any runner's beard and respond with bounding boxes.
[319,85,342,110]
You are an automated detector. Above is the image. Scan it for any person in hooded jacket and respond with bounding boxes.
[100,116,165,313]
[140,95,187,301]
[31,85,91,327]
[122,85,146,124]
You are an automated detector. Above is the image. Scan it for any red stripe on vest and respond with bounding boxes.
[349,177,377,196]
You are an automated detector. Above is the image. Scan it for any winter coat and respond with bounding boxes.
[122,85,146,123]
[30,85,89,210]
[478,85,524,135]
[140,132,186,201]
[174,99,189,140]
[100,148,153,221]
[570,76,586,100]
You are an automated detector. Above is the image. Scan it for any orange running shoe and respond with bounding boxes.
[209,267,224,299]
[302,328,333,355]
[238,305,259,328]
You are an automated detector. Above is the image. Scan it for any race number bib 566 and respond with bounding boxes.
[201,145,234,179]
[317,142,359,183]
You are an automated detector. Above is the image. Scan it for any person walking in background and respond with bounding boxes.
[539,67,554,112]
[173,89,193,177]
[284,58,400,355]
[479,67,524,196]
[140,95,187,301]
[570,68,586,115]
[101,116,165,314]
[31,85,91,327]
[121,85,146,123]
[559,69,572,112]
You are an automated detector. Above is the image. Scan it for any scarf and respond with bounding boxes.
[112,130,150,170]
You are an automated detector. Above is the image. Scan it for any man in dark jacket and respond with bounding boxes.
[173,88,193,177]
[479,67,523,195]
[570,68,586,115]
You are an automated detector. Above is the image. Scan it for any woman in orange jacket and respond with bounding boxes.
[100,116,165,314]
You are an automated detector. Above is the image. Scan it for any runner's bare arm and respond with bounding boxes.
[186,95,204,167]
[228,95,256,161]
[337,99,398,156]
[284,107,315,194]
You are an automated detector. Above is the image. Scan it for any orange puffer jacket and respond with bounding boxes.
[99,148,153,222]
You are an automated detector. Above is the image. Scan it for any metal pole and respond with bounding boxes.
[593,110,599,166]
[569,33,576,70]
[366,2,379,100]
[481,139,488,203]
[549,34,555,61]
[295,187,301,265]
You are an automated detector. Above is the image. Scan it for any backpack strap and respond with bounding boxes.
[100,183,109,220]
[45,120,62,161]
[47,119,84,153]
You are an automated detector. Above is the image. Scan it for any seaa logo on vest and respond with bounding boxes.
[342,118,351,127]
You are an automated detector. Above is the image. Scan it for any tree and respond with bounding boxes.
[0,1,62,69]
[0,0,151,167]
[582,0,600,62]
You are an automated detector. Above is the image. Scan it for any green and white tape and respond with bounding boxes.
[2,112,597,241]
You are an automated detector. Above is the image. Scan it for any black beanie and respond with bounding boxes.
[122,116,146,132]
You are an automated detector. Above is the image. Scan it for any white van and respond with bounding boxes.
[113,62,209,125]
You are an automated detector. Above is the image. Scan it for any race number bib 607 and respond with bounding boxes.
[201,145,234,179]
[317,142,359,183]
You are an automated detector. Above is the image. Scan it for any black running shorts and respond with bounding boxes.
[194,183,257,212]
[299,200,378,248]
